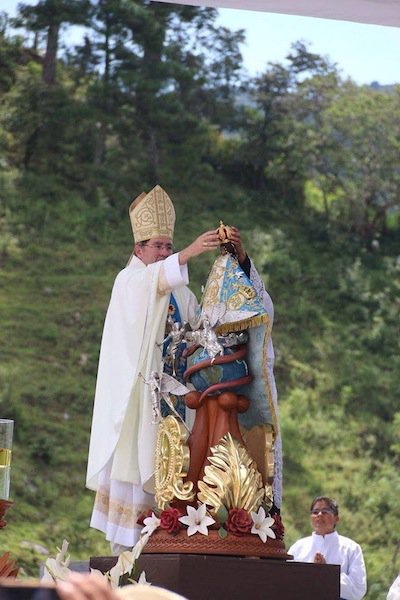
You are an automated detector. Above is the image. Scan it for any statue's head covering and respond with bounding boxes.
[201,253,268,334]
[201,222,268,334]
[129,185,176,243]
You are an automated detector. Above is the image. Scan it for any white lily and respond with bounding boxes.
[41,539,72,582]
[56,540,70,565]
[179,504,215,536]
[137,571,150,585]
[108,549,137,588]
[141,512,161,536]
[42,539,152,588]
[90,568,105,577]
[250,507,276,543]
[132,532,151,560]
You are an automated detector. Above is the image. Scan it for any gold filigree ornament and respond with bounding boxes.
[197,433,265,516]
[154,416,195,510]
[264,483,274,512]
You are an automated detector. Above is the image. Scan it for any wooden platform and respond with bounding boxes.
[0,554,340,599]
[91,553,341,600]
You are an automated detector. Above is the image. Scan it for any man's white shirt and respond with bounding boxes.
[288,531,367,600]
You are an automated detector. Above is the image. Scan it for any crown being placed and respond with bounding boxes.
[129,185,176,243]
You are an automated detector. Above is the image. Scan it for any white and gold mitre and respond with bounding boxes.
[129,185,176,243]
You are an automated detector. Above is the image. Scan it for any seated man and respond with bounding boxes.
[288,496,367,600]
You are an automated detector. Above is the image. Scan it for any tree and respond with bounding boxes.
[15,0,91,85]
[212,41,340,194]
[75,0,242,195]
[309,83,400,241]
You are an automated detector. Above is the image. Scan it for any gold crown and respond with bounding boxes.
[129,185,176,243]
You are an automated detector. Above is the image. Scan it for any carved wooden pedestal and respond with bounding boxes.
[142,528,289,559]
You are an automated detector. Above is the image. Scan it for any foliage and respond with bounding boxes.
[308,83,400,241]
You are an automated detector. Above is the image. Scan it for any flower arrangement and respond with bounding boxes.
[43,505,284,588]
[137,502,283,543]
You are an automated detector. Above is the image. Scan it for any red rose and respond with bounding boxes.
[160,508,182,534]
[271,514,285,540]
[226,508,252,535]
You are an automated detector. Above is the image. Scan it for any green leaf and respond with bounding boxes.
[216,505,229,524]
[218,526,228,540]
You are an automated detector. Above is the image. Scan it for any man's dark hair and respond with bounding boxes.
[310,496,339,516]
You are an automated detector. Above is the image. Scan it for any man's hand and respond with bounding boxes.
[313,552,327,564]
[57,572,119,600]
[178,230,220,265]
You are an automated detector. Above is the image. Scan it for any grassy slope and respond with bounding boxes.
[1,183,399,598]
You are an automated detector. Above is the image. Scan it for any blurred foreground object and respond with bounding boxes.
[117,584,187,600]
[0,553,19,578]
[0,420,13,501]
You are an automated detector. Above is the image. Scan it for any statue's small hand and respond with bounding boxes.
[229,226,247,264]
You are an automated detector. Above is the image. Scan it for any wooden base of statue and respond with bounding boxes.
[90,554,340,600]
[0,499,13,529]
[152,388,283,558]
[143,527,289,559]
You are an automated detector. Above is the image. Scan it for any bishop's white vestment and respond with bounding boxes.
[86,253,197,549]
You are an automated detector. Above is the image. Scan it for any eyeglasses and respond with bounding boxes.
[310,509,334,516]
[143,243,174,252]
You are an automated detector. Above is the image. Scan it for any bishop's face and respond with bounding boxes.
[135,238,174,265]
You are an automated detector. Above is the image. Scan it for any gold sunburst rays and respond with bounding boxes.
[197,433,265,515]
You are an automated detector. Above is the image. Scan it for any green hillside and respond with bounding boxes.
[1,181,399,597]
[0,3,399,598]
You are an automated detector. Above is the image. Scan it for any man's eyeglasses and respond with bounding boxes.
[143,243,174,252]
[310,509,334,516]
